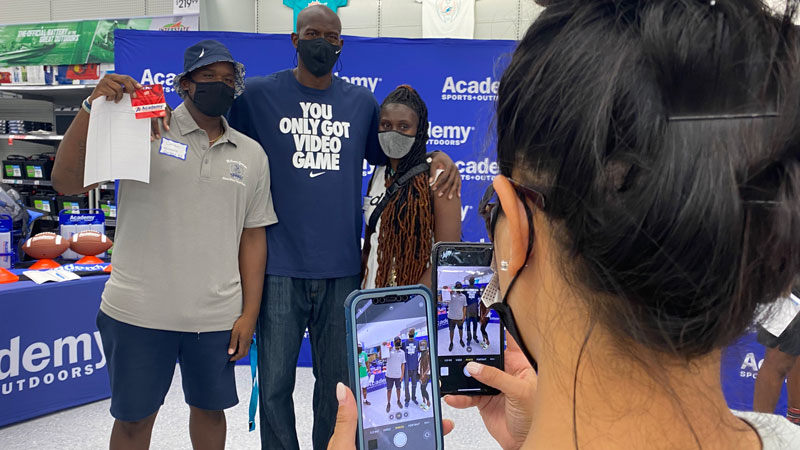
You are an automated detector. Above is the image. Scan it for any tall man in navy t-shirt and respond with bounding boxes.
[225,5,460,450]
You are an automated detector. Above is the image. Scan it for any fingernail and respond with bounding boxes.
[466,362,482,375]
[336,382,347,404]
[228,348,234,355]
[428,178,434,185]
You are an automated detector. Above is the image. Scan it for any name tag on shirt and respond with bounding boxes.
[159,138,188,160]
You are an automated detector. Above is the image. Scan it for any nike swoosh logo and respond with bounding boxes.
[309,171,326,178]
[199,48,205,58]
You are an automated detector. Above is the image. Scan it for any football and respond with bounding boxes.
[23,232,70,260]
[70,230,113,256]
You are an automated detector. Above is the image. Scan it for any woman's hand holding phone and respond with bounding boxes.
[444,333,537,450]
[327,383,455,450]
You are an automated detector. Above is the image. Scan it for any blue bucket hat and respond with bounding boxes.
[174,39,245,99]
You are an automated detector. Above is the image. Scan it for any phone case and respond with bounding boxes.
[431,242,503,396]
[344,285,445,450]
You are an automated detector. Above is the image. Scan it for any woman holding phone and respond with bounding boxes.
[330,0,800,448]
[361,85,461,289]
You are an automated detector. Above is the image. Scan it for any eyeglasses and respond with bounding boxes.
[479,177,547,240]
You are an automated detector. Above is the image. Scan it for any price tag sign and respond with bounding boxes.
[174,0,200,15]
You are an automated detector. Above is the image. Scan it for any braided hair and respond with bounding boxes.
[374,85,435,287]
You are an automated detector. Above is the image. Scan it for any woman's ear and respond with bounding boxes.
[493,176,532,274]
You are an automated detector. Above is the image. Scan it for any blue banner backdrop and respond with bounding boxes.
[113,30,788,417]
[115,29,514,242]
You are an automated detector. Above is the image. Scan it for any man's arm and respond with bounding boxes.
[228,227,267,361]
[52,74,142,195]
[428,151,462,200]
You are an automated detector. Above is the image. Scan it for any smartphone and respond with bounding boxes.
[345,285,444,450]
[432,242,503,396]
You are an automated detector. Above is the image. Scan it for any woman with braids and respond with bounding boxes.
[330,1,800,449]
[361,85,461,290]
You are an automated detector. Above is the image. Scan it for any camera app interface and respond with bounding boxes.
[355,295,437,449]
[436,246,503,393]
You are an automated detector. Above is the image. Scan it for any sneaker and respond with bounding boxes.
[397,401,403,409]
[386,403,391,413]
[467,338,472,346]
[405,401,410,407]
[365,400,371,406]
[449,343,453,352]
[412,398,418,405]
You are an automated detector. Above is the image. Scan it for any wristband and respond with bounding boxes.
[82,96,92,114]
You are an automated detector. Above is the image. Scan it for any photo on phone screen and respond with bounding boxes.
[434,243,503,395]
[352,292,440,449]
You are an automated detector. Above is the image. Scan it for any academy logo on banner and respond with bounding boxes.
[0,332,106,396]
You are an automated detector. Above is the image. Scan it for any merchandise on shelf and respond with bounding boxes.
[57,194,89,214]
[23,154,54,180]
[3,155,27,179]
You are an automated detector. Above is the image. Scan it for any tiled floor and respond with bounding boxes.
[0,366,500,450]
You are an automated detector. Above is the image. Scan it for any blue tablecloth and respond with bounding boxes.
[0,275,313,428]
[0,276,111,428]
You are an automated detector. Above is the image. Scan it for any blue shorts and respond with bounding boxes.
[96,310,238,422]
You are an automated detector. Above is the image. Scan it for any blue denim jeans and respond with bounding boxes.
[256,274,360,450]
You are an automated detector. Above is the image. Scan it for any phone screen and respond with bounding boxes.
[434,244,503,394]
[354,294,438,449]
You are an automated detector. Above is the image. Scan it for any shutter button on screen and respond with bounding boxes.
[393,431,408,448]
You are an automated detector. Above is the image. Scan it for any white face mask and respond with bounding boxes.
[481,260,502,308]
[378,130,415,159]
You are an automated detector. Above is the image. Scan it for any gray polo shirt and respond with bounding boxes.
[100,103,278,332]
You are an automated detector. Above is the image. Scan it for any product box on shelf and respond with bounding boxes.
[22,155,54,180]
[54,63,113,85]
[3,156,27,180]
[31,193,56,213]
[0,66,48,85]
[57,195,89,214]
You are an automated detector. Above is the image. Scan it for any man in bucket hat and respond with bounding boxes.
[52,40,277,450]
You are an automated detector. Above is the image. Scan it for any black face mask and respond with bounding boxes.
[297,38,341,78]
[189,80,234,117]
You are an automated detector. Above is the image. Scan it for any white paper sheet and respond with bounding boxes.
[23,268,81,284]
[84,95,150,187]
[757,294,800,338]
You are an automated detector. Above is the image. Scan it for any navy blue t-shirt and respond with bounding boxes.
[228,70,386,278]
[403,338,421,371]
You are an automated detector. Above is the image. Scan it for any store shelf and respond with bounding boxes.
[106,219,116,227]
[2,178,52,186]
[0,85,95,105]
[0,85,95,94]
[1,134,63,143]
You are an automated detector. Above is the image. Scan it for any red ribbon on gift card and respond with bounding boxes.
[131,84,167,119]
